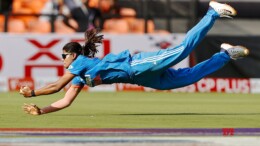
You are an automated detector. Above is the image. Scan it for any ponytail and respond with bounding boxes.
[82,28,104,58]
[62,28,103,58]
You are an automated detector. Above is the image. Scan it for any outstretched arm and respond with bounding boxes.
[20,71,75,97]
[23,85,83,115]
[40,85,83,114]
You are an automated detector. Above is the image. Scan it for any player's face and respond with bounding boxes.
[62,51,74,69]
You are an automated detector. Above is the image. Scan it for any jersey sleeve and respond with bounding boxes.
[71,76,85,86]
[67,57,85,75]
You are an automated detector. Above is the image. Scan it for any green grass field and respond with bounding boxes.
[0,91,260,128]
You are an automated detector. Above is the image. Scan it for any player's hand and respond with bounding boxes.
[22,103,41,115]
[19,86,32,98]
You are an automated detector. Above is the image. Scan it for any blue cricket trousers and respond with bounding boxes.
[130,9,231,90]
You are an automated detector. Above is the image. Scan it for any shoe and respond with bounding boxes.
[209,1,237,18]
[221,43,249,60]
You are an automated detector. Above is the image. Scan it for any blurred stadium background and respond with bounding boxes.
[1,0,260,145]
[0,0,259,93]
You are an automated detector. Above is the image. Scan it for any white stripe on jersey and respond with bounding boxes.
[130,46,184,66]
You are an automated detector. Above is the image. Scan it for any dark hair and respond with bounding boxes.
[62,28,103,58]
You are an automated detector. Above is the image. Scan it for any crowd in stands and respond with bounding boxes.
[0,0,169,34]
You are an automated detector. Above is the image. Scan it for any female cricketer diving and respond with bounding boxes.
[20,1,249,115]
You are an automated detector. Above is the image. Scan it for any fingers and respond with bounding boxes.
[22,103,30,114]
[19,86,24,94]
[23,103,35,109]
[22,103,40,115]
[20,86,24,90]
[23,103,32,113]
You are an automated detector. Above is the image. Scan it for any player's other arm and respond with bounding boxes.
[23,85,83,115]
[40,85,83,114]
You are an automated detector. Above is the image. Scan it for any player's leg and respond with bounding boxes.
[138,44,249,90]
[131,1,236,76]
[171,1,237,64]
[141,52,230,90]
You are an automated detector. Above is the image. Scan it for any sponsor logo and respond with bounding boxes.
[25,39,64,77]
[222,128,234,136]
[155,41,172,49]
[172,78,250,93]
[148,36,176,49]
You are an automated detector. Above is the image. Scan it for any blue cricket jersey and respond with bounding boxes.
[68,50,133,87]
